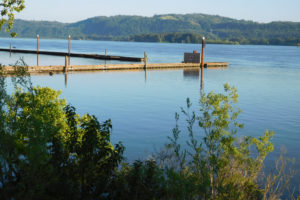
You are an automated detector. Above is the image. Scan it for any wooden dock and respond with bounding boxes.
[1,62,228,75]
[0,48,143,62]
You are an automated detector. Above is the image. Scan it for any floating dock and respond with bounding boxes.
[0,48,143,62]
[1,62,228,75]
[0,47,228,75]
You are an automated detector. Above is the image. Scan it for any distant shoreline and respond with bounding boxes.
[0,14,299,47]
[0,35,298,47]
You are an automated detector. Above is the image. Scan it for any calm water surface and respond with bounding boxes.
[1,38,300,165]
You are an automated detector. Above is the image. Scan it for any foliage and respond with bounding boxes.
[0,66,124,199]
[1,13,300,45]
[110,160,167,200]
[152,84,277,199]
[109,84,292,200]
[0,0,25,37]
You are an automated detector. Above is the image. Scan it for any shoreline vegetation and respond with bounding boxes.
[3,33,299,46]
[2,33,298,46]
[1,13,300,46]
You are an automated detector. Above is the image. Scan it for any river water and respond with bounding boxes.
[1,38,300,168]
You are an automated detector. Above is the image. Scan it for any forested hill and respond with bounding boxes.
[1,13,300,45]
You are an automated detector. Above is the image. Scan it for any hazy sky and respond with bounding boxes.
[15,0,300,23]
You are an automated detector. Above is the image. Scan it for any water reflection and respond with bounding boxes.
[64,73,68,88]
[144,69,147,83]
[183,68,199,80]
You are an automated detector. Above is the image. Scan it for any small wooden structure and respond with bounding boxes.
[184,50,201,63]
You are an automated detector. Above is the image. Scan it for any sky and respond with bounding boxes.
[15,0,300,23]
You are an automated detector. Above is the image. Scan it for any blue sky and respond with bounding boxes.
[15,0,300,23]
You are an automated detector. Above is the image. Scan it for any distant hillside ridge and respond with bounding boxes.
[1,13,300,45]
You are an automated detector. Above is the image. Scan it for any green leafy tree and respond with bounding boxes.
[154,84,275,199]
[0,0,25,37]
[108,83,283,200]
[110,160,166,200]
[0,66,124,199]
[63,105,124,199]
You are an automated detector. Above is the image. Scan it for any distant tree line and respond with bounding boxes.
[129,32,300,45]
[1,14,300,46]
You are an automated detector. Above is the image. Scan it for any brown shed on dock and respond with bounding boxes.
[184,50,201,63]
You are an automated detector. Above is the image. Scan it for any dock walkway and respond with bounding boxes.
[1,62,228,75]
[0,48,143,62]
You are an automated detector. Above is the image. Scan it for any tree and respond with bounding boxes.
[0,0,25,37]
[0,65,124,199]
[107,83,282,200]
[154,83,275,199]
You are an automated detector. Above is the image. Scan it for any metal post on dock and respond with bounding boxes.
[144,51,148,69]
[68,35,71,66]
[200,37,205,89]
[9,43,11,57]
[37,35,39,66]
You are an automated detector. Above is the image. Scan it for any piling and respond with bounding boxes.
[37,35,39,54]
[200,37,205,89]
[37,35,39,66]
[64,56,68,73]
[144,51,148,69]
[68,35,71,65]
[9,44,11,57]
[37,54,39,67]
[105,49,107,67]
